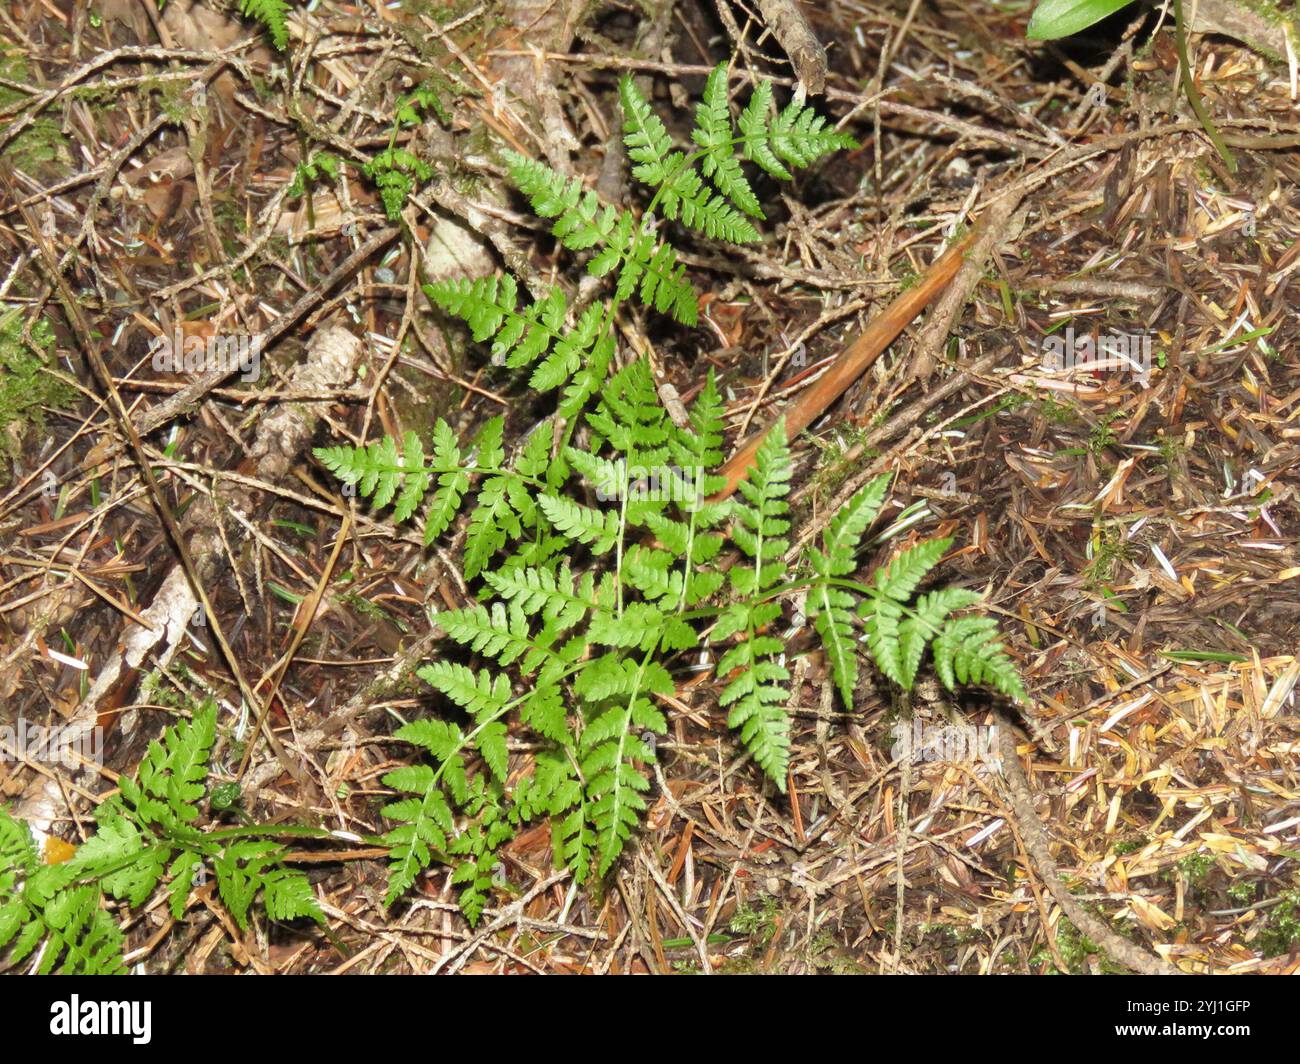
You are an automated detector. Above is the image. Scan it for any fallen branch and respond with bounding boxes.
[751,0,828,93]
[714,223,980,497]
[994,715,1181,975]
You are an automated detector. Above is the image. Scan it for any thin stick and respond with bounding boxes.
[713,223,979,498]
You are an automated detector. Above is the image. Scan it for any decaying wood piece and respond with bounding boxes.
[751,0,828,94]
[995,716,1182,975]
[909,191,1026,382]
[1189,0,1298,63]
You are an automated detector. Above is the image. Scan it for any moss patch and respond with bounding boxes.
[0,307,77,474]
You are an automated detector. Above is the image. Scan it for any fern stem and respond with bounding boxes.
[674,466,703,614]
[615,459,631,616]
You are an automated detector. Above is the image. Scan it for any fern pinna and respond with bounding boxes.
[314,65,1025,924]
[239,0,292,50]
[0,704,324,974]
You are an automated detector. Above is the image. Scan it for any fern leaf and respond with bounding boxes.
[380,764,452,905]
[738,79,858,178]
[871,537,953,602]
[770,97,860,170]
[692,64,763,218]
[417,662,512,719]
[212,840,282,931]
[505,151,699,325]
[426,276,607,399]
[446,779,513,925]
[425,419,470,543]
[519,684,572,745]
[119,700,216,832]
[167,850,202,920]
[38,886,126,974]
[262,868,324,924]
[896,586,983,690]
[810,582,859,705]
[74,806,166,908]
[713,421,794,787]
[240,0,291,50]
[482,565,596,631]
[933,615,1027,702]
[537,493,621,554]
[314,432,433,522]
[738,80,790,179]
[814,473,893,577]
[582,693,665,876]
[434,601,558,674]
[587,602,665,652]
[619,75,676,192]
[805,474,894,703]
[462,417,532,579]
[860,594,905,687]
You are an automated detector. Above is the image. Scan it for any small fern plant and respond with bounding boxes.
[0,703,326,974]
[314,65,1026,925]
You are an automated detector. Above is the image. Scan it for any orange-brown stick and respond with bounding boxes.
[713,224,980,498]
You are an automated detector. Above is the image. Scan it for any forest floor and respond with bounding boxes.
[1,0,1299,974]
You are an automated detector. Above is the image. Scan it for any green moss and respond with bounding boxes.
[1175,852,1216,886]
[0,52,72,176]
[1087,412,1120,456]
[729,895,780,945]
[1036,396,1075,424]
[1227,881,1255,905]
[0,307,77,474]
[1258,890,1300,957]
[807,424,878,507]
[1034,915,1128,974]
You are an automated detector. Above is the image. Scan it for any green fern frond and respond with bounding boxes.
[424,419,471,543]
[692,64,763,218]
[29,885,126,975]
[463,419,524,579]
[417,662,512,719]
[933,614,1027,702]
[434,601,558,674]
[287,151,341,198]
[504,151,698,325]
[214,840,321,931]
[805,474,893,702]
[858,538,950,686]
[738,80,859,179]
[302,66,1017,915]
[447,778,514,925]
[538,493,621,553]
[713,421,794,787]
[315,430,431,521]
[425,276,610,400]
[382,711,519,924]
[363,147,433,219]
[582,685,667,876]
[814,473,893,578]
[897,586,983,690]
[2,704,326,973]
[619,75,676,193]
[381,763,452,906]
[240,0,291,50]
[482,564,598,631]
[117,701,215,833]
[620,76,759,243]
